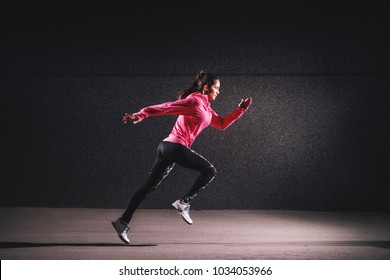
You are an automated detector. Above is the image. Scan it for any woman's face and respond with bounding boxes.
[205,79,220,101]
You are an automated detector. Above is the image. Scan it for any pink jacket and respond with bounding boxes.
[133,92,246,148]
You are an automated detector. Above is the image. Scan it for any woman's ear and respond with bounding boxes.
[202,84,209,94]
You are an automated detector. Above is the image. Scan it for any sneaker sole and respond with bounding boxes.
[171,203,193,225]
[111,221,130,245]
[180,214,193,225]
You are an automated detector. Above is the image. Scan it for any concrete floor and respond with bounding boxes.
[0,207,389,260]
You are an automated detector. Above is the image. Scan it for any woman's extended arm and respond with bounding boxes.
[210,97,252,130]
[122,95,200,124]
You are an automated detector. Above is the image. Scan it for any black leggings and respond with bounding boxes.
[121,141,216,223]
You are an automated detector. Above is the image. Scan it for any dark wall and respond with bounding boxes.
[2,3,389,211]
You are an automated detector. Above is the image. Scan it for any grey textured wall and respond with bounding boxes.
[2,3,389,211]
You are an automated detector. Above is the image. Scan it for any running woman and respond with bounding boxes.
[112,70,252,244]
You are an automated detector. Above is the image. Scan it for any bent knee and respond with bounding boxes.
[203,165,217,177]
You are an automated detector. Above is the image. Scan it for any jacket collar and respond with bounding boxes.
[192,92,210,107]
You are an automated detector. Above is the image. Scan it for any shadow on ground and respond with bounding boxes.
[0,242,157,248]
[1,241,389,249]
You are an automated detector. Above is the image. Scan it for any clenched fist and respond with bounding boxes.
[122,113,141,124]
[238,97,253,110]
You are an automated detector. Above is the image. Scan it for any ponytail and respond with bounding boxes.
[177,70,219,100]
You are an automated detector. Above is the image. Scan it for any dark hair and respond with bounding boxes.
[177,70,219,100]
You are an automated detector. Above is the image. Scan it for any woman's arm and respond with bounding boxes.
[122,95,200,124]
[210,97,252,130]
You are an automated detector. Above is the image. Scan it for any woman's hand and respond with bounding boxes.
[122,113,141,124]
[238,97,253,110]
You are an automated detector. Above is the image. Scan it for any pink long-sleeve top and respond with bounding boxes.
[133,92,246,148]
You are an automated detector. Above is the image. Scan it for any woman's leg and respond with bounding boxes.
[166,143,216,203]
[112,142,175,244]
[120,142,175,223]
[161,142,216,224]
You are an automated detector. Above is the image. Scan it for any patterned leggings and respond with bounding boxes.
[120,141,216,223]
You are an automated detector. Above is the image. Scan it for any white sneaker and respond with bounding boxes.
[111,218,130,244]
[172,200,193,225]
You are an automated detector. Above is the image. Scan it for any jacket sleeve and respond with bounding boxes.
[210,106,246,131]
[133,96,199,122]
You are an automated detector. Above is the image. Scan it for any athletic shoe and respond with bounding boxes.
[111,218,130,244]
[172,200,193,225]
